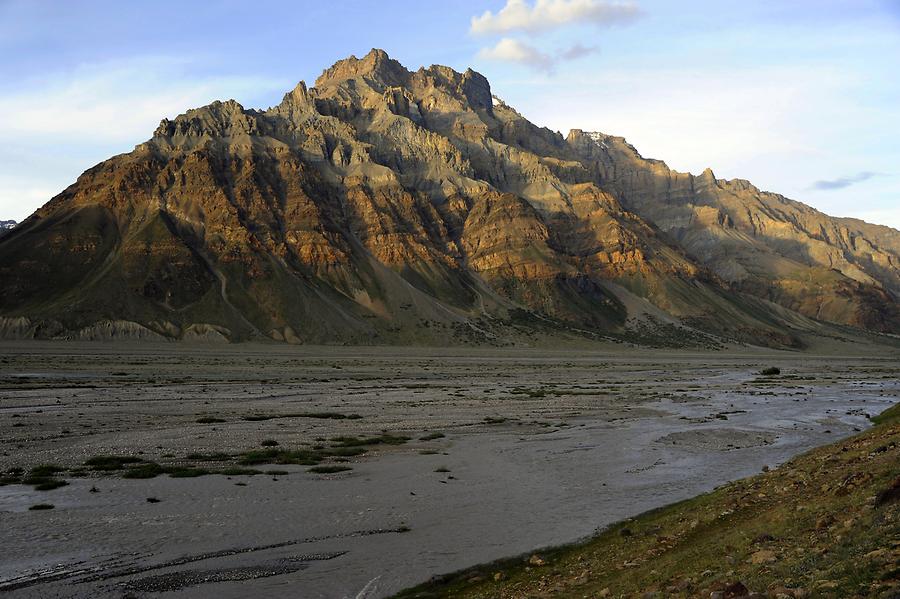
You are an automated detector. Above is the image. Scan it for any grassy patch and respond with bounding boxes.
[122,463,165,479]
[196,416,226,423]
[30,464,65,477]
[260,439,279,447]
[243,412,362,422]
[330,434,410,447]
[84,455,143,471]
[420,432,446,441]
[28,503,54,511]
[32,478,68,491]
[759,367,781,376]
[185,452,231,461]
[308,465,352,474]
[871,402,900,426]
[166,467,211,478]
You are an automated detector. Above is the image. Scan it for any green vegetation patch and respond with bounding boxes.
[84,455,144,471]
[308,465,352,474]
[122,463,166,479]
[166,467,211,478]
[330,434,410,447]
[185,452,231,461]
[242,412,362,422]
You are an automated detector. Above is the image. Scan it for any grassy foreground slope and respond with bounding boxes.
[396,404,900,599]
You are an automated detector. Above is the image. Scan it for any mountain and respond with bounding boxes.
[1,49,899,346]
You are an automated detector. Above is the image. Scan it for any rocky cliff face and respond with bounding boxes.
[2,49,898,346]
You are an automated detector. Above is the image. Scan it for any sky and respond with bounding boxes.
[1,0,898,228]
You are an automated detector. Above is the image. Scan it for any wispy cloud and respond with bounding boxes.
[477,38,598,72]
[0,56,288,220]
[810,171,883,190]
[560,43,599,60]
[0,56,287,144]
[470,0,641,36]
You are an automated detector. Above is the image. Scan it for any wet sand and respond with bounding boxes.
[0,342,897,597]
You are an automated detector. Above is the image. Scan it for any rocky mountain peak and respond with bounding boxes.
[3,51,900,346]
[153,99,257,144]
[315,48,409,89]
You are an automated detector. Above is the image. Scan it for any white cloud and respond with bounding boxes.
[477,38,556,72]
[477,38,599,72]
[471,0,641,36]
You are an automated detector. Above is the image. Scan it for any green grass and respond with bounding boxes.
[420,432,446,441]
[122,463,165,479]
[32,479,68,491]
[185,452,231,461]
[21,465,69,490]
[166,467,211,478]
[242,412,363,422]
[330,434,411,447]
[196,416,226,424]
[29,464,65,477]
[308,465,352,474]
[84,455,143,471]
[871,402,900,426]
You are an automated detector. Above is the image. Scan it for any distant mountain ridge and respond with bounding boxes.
[1,49,898,346]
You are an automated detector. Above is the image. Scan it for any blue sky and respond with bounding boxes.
[1,0,898,228]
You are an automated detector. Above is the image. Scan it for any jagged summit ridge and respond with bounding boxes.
[1,49,899,345]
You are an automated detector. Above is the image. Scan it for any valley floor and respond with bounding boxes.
[0,342,897,598]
